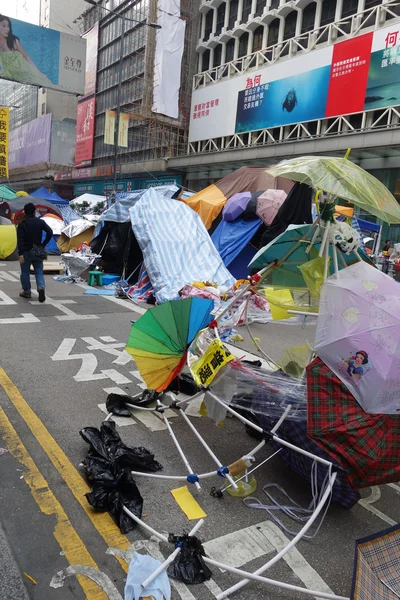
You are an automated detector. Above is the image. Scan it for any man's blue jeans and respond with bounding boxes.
[20,251,45,292]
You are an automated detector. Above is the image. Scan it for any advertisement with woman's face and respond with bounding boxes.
[0,14,86,94]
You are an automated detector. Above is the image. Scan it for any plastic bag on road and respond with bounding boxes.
[125,552,171,600]
[167,534,212,585]
[80,420,162,533]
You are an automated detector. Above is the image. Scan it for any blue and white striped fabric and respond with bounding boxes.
[95,185,180,228]
[130,188,236,303]
[351,216,367,254]
[58,205,81,224]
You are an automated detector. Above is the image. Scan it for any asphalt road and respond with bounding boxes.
[0,261,399,600]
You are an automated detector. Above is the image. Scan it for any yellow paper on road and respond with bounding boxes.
[191,339,234,387]
[171,486,207,520]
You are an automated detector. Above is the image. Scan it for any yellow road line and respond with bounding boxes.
[0,368,131,571]
[0,404,107,599]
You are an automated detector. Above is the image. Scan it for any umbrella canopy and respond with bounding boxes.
[222,192,251,221]
[8,196,62,224]
[268,156,400,224]
[315,261,400,414]
[0,184,17,201]
[351,524,400,599]
[126,298,214,391]
[256,189,287,225]
[307,357,400,489]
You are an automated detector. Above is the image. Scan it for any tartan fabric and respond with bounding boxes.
[259,414,360,509]
[351,525,400,600]
[307,358,400,489]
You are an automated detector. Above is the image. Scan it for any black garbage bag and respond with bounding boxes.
[80,420,163,472]
[86,469,143,534]
[167,373,201,396]
[167,534,212,584]
[80,420,162,533]
[106,393,131,417]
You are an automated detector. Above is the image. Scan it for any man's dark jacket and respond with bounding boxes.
[17,215,53,256]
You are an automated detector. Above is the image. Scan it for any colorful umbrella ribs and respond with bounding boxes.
[126,298,214,392]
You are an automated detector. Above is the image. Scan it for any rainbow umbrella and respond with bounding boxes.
[126,298,214,391]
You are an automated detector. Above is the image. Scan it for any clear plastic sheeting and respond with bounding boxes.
[214,362,307,422]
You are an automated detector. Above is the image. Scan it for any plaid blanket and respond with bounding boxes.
[307,358,400,489]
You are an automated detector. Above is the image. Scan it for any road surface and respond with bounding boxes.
[0,262,399,600]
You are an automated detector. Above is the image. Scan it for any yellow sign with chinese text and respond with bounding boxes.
[0,108,9,179]
[191,339,235,387]
[118,113,129,148]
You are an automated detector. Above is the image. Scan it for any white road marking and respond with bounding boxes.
[204,521,275,571]
[30,294,99,321]
[387,482,400,494]
[0,313,40,324]
[52,338,109,382]
[100,369,131,384]
[113,350,133,366]
[0,272,19,282]
[359,486,397,526]
[129,370,147,390]
[0,290,17,305]
[98,403,137,426]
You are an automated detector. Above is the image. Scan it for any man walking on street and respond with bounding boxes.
[17,203,53,303]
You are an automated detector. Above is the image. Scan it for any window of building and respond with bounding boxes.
[204,10,213,41]
[202,49,210,71]
[341,0,358,18]
[238,32,249,57]
[255,0,265,17]
[216,3,226,35]
[41,102,46,115]
[225,38,235,62]
[252,25,264,52]
[228,0,238,30]
[214,44,222,67]
[241,0,252,24]
[301,3,316,34]
[283,11,297,40]
[320,0,336,26]
[270,0,279,9]
[267,18,279,46]
[364,0,381,8]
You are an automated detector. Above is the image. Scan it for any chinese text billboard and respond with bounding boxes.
[0,108,9,178]
[0,14,86,94]
[189,24,400,143]
[104,110,115,145]
[76,98,95,168]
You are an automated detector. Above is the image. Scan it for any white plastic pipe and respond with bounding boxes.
[319,220,330,258]
[333,243,339,276]
[221,448,282,493]
[130,469,220,481]
[160,410,201,490]
[179,408,238,489]
[272,433,333,467]
[141,519,204,589]
[323,224,331,280]
[206,391,264,433]
[216,472,337,599]
[270,404,292,434]
[123,502,348,600]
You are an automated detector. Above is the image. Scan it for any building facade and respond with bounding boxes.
[62,0,199,195]
[167,0,400,241]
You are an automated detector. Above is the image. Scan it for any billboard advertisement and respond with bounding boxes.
[0,14,86,94]
[189,24,400,143]
[0,107,9,178]
[50,120,76,166]
[82,22,99,97]
[9,113,51,169]
[75,98,95,168]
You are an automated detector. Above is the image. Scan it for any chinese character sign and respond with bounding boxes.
[118,113,129,148]
[191,339,234,387]
[104,110,115,146]
[0,108,9,179]
[76,98,95,167]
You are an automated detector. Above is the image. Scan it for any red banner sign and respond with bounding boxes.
[75,98,95,168]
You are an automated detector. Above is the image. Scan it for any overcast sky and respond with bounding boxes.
[0,0,40,25]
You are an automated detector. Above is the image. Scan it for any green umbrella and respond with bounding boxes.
[267,157,400,225]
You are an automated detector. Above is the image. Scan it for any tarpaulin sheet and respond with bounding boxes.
[130,188,235,303]
[212,218,261,266]
[94,185,180,235]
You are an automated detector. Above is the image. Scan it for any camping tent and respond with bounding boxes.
[130,188,235,303]
[0,216,17,260]
[41,214,64,254]
[8,196,63,224]
[0,185,17,201]
[57,219,95,253]
[181,167,294,230]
